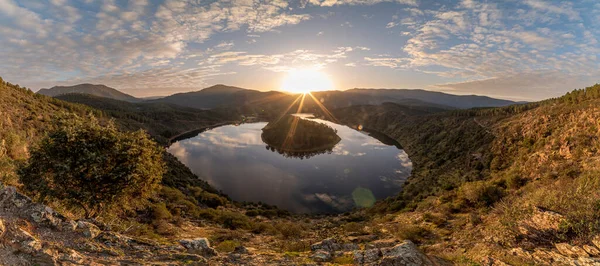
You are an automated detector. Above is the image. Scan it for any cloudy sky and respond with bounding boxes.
[1,0,598,100]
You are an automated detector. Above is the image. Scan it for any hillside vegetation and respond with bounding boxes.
[38,84,140,102]
[332,84,600,264]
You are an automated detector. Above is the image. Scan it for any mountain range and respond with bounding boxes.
[38,84,141,103]
[37,83,519,110]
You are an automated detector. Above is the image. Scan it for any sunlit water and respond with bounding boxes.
[167,116,412,214]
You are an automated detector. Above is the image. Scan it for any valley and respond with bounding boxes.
[2,78,600,265]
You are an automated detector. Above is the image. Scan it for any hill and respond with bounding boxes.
[347,88,517,109]
[151,84,513,112]
[150,84,275,110]
[55,93,232,144]
[38,84,140,102]
[331,84,600,264]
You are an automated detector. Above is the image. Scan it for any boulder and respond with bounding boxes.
[354,248,382,264]
[583,245,600,256]
[518,206,565,239]
[349,235,379,243]
[311,238,342,252]
[379,241,433,266]
[233,245,249,254]
[592,235,600,250]
[76,221,101,238]
[179,238,217,257]
[310,250,332,262]
[353,240,433,266]
[554,243,589,258]
[367,239,400,249]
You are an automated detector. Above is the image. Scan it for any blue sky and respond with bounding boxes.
[0,0,599,100]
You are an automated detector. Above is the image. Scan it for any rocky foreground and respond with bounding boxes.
[3,181,600,265]
[0,183,440,265]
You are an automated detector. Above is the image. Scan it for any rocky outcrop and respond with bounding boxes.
[179,238,218,257]
[353,240,433,266]
[311,237,358,252]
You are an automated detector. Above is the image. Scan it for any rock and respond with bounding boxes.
[233,245,249,254]
[583,245,600,256]
[379,241,433,266]
[0,186,32,210]
[76,221,101,238]
[310,250,332,262]
[0,219,5,237]
[354,248,382,264]
[555,243,589,258]
[311,238,342,252]
[342,242,360,251]
[59,249,85,264]
[349,235,379,243]
[179,238,217,257]
[13,228,42,254]
[367,239,400,249]
[592,235,600,250]
[519,206,565,239]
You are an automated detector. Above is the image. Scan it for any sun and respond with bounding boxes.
[281,68,334,94]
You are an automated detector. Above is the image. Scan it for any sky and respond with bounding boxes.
[0,0,599,100]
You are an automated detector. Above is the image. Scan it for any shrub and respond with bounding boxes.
[215,240,241,253]
[217,211,252,230]
[152,202,173,221]
[457,181,504,208]
[275,221,304,239]
[18,115,165,218]
[393,223,429,243]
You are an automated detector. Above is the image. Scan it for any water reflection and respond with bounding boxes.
[167,118,412,214]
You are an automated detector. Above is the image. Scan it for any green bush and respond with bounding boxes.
[217,211,252,230]
[457,181,504,208]
[18,115,165,218]
[215,240,241,253]
[275,221,304,239]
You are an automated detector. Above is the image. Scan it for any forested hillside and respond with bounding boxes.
[332,84,600,264]
[38,84,140,102]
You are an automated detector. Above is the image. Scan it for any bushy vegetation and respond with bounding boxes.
[262,115,341,155]
[19,115,165,218]
[334,83,600,254]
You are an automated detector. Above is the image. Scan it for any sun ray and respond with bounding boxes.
[282,93,307,149]
[273,93,302,124]
[306,92,339,123]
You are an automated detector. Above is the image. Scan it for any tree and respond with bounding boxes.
[19,114,165,218]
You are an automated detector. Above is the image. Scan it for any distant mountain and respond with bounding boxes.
[346,88,516,109]
[153,85,516,111]
[150,84,284,110]
[38,84,140,103]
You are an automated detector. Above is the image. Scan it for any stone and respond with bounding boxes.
[379,241,433,266]
[13,228,42,254]
[0,219,5,237]
[555,243,589,258]
[367,239,400,249]
[518,206,565,239]
[354,248,382,264]
[583,245,600,256]
[342,242,360,251]
[179,238,217,257]
[233,245,249,254]
[310,250,332,262]
[349,235,379,243]
[77,221,101,238]
[592,235,600,250]
[311,238,342,252]
[59,249,85,264]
